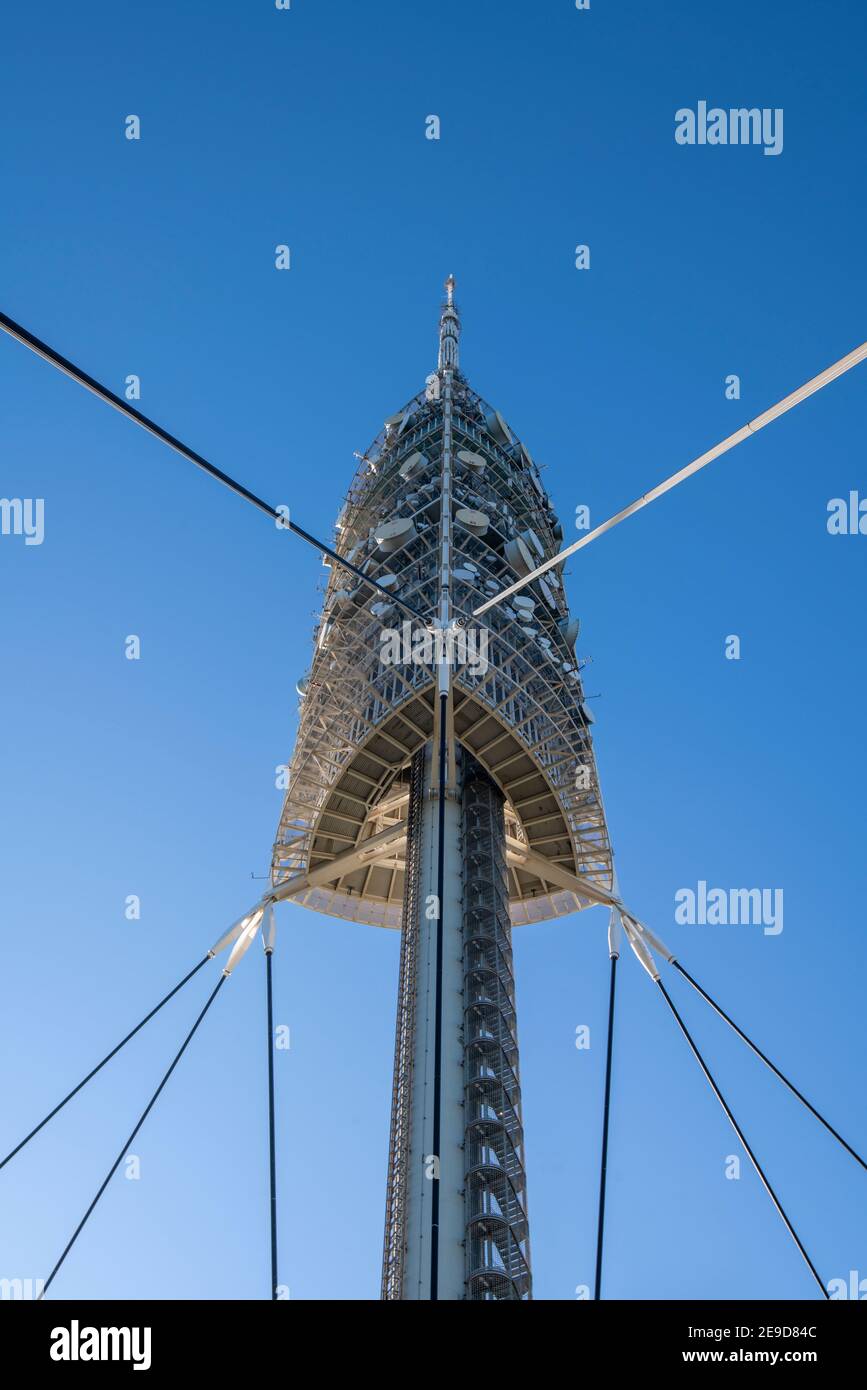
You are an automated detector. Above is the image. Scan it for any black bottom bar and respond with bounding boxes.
[6,1296,860,1373]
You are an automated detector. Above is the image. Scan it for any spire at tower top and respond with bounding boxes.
[438,274,460,372]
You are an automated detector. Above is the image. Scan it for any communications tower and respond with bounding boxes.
[271,280,615,1300]
[3,276,862,1305]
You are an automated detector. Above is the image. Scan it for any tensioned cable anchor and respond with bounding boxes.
[0,309,428,626]
[593,907,621,1301]
[6,896,280,1299]
[618,909,862,1296]
[656,977,829,1300]
[0,954,211,1172]
[262,905,280,1301]
[0,897,274,1173]
[474,338,867,616]
[38,973,228,1298]
[671,959,867,1174]
[619,912,867,1173]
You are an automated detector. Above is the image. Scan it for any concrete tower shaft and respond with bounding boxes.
[462,756,531,1298]
[381,747,531,1301]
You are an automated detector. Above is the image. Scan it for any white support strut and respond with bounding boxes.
[474,338,867,616]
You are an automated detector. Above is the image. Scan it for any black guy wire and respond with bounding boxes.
[38,973,227,1299]
[594,952,618,1300]
[265,945,279,1300]
[656,979,828,1300]
[0,954,211,1172]
[0,309,427,625]
[429,689,448,1302]
[673,960,867,1174]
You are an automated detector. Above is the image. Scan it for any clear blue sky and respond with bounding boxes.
[1,0,865,1301]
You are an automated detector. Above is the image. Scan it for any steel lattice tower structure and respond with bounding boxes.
[3,281,863,1304]
[271,281,615,1300]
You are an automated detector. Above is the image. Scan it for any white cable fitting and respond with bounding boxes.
[262,902,276,954]
[622,916,660,982]
[607,907,622,960]
[223,907,265,976]
[208,910,259,960]
[626,915,676,964]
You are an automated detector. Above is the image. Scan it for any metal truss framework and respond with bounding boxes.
[271,356,614,927]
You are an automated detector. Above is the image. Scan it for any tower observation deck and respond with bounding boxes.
[271,280,614,1299]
